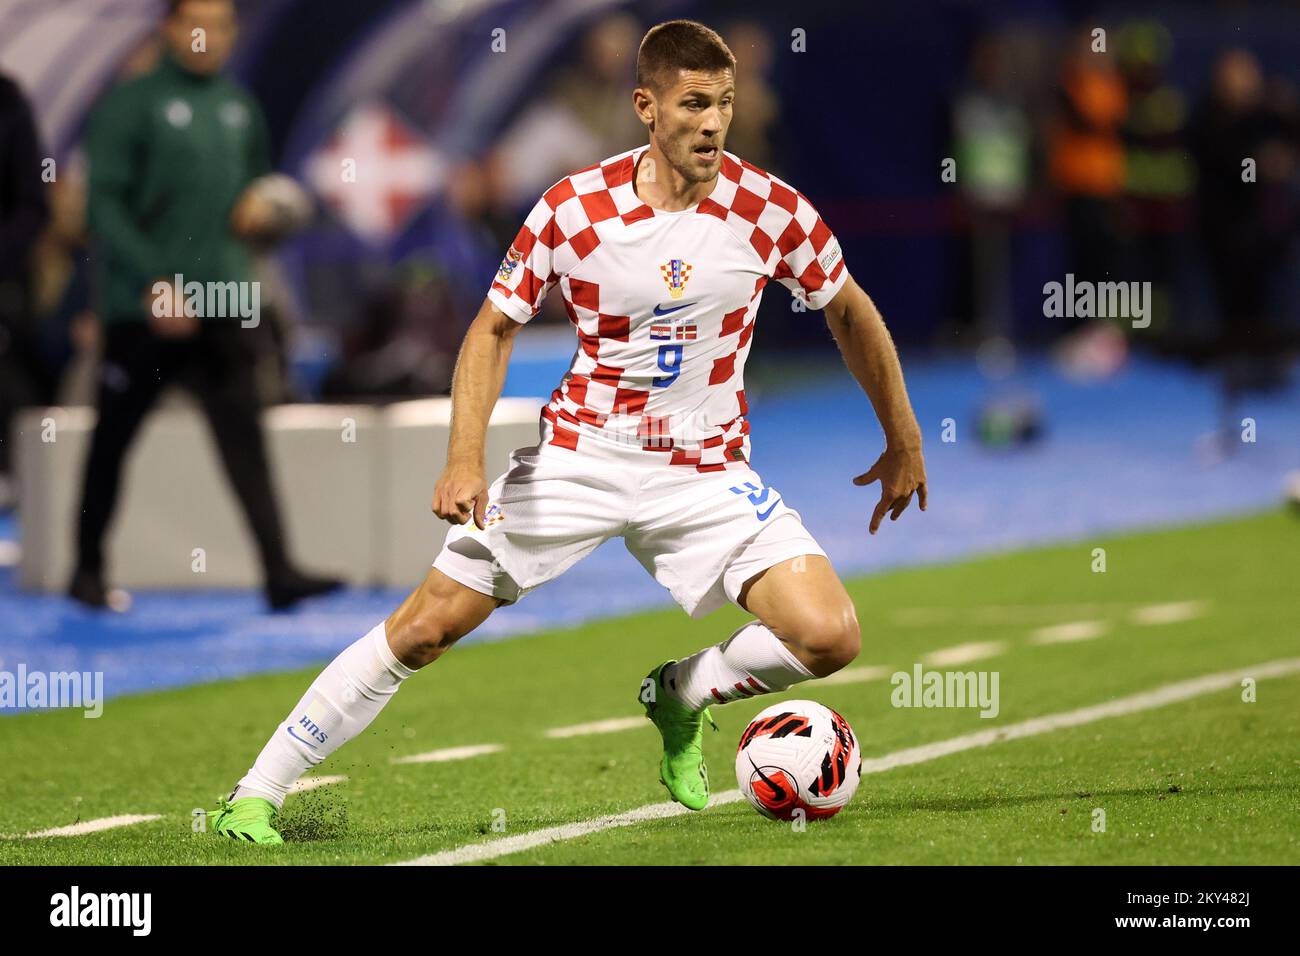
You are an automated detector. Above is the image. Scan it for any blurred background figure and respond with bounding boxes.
[720,20,781,171]
[949,32,1032,348]
[1048,27,1129,319]
[487,13,645,217]
[1190,47,1300,411]
[0,71,50,508]
[1044,24,1132,379]
[1117,19,1193,338]
[68,0,340,610]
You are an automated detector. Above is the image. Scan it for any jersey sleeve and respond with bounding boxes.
[487,193,560,324]
[771,189,847,310]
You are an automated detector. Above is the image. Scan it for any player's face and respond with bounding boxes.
[652,69,734,184]
[164,0,237,75]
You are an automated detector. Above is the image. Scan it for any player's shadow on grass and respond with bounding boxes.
[865,783,1287,814]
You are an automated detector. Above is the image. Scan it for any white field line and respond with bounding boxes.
[290,774,347,793]
[1030,620,1109,645]
[15,814,163,839]
[1132,601,1208,625]
[393,657,1300,866]
[892,604,1122,627]
[923,641,1008,666]
[545,716,648,739]
[391,792,748,867]
[391,743,504,764]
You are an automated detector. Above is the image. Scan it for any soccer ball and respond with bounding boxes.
[735,700,861,820]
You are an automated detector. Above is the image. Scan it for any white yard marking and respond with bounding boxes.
[391,743,504,764]
[290,775,347,793]
[815,664,894,686]
[18,814,162,839]
[392,792,748,866]
[1132,601,1208,626]
[892,604,1118,627]
[545,716,648,739]
[393,657,1300,866]
[1030,620,1109,645]
[923,641,1007,666]
[857,658,1299,774]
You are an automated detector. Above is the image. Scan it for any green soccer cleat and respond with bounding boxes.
[641,661,718,811]
[209,795,283,845]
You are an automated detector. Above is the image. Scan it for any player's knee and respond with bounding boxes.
[794,603,860,677]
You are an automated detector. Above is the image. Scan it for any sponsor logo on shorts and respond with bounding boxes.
[484,503,506,527]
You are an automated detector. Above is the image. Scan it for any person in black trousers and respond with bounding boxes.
[0,72,51,503]
[70,0,340,610]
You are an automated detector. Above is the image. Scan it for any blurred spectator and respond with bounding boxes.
[320,260,456,401]
[948,33,1032,345]
[1190,48,1300,373]
[721,21,779,170]
[69,0,340,610]
[1118,19,1194,335]
[487,13,644,214]
[1048,26,1128,321]
[29,153,98,407]
[0,72,51,506]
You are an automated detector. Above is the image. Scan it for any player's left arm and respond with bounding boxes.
[822,273,928,534]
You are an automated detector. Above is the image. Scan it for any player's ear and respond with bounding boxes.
[633,87,656,131]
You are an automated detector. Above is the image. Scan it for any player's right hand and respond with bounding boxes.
[432,462,488,529]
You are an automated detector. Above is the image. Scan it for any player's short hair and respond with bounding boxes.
[636,20,736,93]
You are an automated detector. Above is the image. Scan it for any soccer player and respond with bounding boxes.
[211,19,927,843]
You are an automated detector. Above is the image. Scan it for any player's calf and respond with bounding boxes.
[218,568,501,834]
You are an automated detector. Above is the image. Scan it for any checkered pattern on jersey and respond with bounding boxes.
[489,148,847,471]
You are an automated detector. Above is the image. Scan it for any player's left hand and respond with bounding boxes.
[853,444,927,535]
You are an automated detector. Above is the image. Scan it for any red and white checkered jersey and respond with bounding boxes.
[488,145,848,472]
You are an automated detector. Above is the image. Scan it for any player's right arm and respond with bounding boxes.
[433,184,560,527]
[431,298,526,528]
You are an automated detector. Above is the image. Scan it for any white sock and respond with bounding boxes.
[232,621,415,807]
[663,620,815,711]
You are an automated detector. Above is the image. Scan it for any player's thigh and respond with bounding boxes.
[386,565,506,668]
[739,555,860,673]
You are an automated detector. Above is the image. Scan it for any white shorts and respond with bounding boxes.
[432,438,828,618]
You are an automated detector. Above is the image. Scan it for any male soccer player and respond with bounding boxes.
[212,19,927,843]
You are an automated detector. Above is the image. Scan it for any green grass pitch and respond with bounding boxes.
[2,509,1297,865]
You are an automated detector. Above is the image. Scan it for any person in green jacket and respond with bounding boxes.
[70,0,341,610]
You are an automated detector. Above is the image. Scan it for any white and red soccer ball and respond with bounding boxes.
[735,700,861,820]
